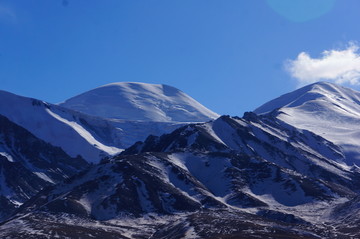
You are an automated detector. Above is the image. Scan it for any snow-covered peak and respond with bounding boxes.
[254,81,360,165]
[255,81,360,114]
[59,82,219,122]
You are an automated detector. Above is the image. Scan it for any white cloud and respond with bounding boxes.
[286,43,360,86]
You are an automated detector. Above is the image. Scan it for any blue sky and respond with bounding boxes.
[1,0,360,116]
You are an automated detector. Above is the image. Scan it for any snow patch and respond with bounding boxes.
[0,152,14,162]
[33,172,55,184]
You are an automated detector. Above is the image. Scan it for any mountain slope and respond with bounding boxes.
[59,82,219,122]
[0,114,89,220]
[18,148,353,220]
[255,81,360,165]
[0,90,123,163]
[126,113,354,184]
[3,150,350,238]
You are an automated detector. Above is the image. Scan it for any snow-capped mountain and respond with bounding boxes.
[0,83,217,163]
[3,81,360,238]
[58,82,220,150]
[59,82,219,122]
[255,81,360,166]
[0,90,123,163]
[0,82,219,223]
[3,113,359,238]
[0,114,89,221]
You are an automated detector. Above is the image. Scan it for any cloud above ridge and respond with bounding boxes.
[286,43,360,86]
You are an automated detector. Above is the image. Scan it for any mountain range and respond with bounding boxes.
[1,81,360,238]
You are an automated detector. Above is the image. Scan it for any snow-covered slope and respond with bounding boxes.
[0,114,89,220]
[255,82,360,165]
[59,82,219,122]
[0,90,123,163]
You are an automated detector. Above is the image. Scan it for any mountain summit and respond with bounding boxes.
[255,81,360,165]
[59,82,219,122]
